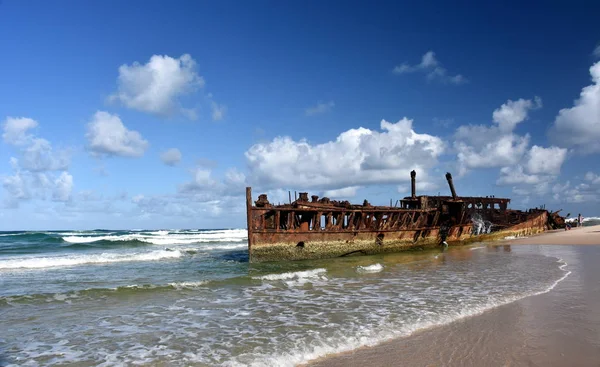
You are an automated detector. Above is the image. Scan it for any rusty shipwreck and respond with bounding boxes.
[246,171,565,262]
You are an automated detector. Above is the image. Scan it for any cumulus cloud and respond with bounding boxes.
[245,117,444,192]
[2,117,70,171]
[550,61,600,153]
[1,117,74,207]
[492,97,542,133]
[452,98,567,198]
[110,54,204,117]
[551,178,600,204]
[496,144,567,195]
[2,172,29,203]
[160,148,182,166]
[393,51,467,85]
[454,97,542,175]
[86,111,149,158]
[2,117,38,145]
[305,101,335,116]
[525,145,567,175]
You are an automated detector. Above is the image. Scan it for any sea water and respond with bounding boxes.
[0,229,572,366]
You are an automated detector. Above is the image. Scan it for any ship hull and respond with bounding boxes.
[249,210,549,263]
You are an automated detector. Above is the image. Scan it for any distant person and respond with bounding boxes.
[578,213,584,227]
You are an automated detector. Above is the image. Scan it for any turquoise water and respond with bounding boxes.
[0,230,571,366]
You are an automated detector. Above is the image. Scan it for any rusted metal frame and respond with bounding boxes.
[335,212,344,230]
[252,207,435,214]
[246,187,253,251]
[391,212,402,229]
[252,226,448,234]
[275,211,280,232]
[408,211,416,229]
[347,212,355,230]
[375,213,383,230]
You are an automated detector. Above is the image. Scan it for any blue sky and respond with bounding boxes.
[1,1,599,230]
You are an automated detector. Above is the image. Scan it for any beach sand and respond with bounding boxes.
[307,225,600,367]
[505,224,600,246]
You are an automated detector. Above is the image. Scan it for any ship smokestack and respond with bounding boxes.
[446,172,457,200]
[410,170,416,199]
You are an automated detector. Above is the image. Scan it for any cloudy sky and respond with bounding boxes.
[1,1,599,230]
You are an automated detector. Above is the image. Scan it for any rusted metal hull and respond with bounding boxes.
[248,211,549,262]
[246,171,562,263]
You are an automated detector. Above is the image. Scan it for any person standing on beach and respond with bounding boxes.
[578,213,584,227]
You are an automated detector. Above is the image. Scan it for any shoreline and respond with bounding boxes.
[503,224,600,245]
[305,226,600,367]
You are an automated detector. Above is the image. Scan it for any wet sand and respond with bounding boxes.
[308,232,600,367]
[506,224,600,245]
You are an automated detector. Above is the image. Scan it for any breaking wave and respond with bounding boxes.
[61,229,247,245]
[0,249,183,270]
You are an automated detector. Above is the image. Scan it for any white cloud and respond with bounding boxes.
[245,117,444,191]
[1,117,73,207]
[211,101,227,121]
[453,97,567,198]
[160,148,182,166]
[584,171,600,185]
[2,117,70,171]
[2,172,29,202]
[393,51,467,85]
[305,101,335,116]
[2,117,38,145]
[86,111,149,158]
[455,131,530,174]
[497,165,544,185]
[550,61,600,153]
[53,172,73,202]
[323,186,359,198]
[224,168,247,189]
[552,178,600,204]
[492,97,542,133]
[496,145,566,193]
[110,54,204,117]
[454,97,542,175]
[525,145,567,175]
[20,138,70,171]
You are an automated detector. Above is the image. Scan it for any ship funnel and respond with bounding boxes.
[410,170,416,198]
[445,172,457,200]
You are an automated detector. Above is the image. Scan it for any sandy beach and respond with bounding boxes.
[506,224,600,246]
[308,225,600,367]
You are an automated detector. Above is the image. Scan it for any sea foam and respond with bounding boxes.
[254,268,327,281]
[356,263,383,273]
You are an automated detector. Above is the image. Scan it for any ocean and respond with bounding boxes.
[0,225,590,366]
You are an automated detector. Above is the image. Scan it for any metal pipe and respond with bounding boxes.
[410,170,416,198]
[445,172,457,200]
